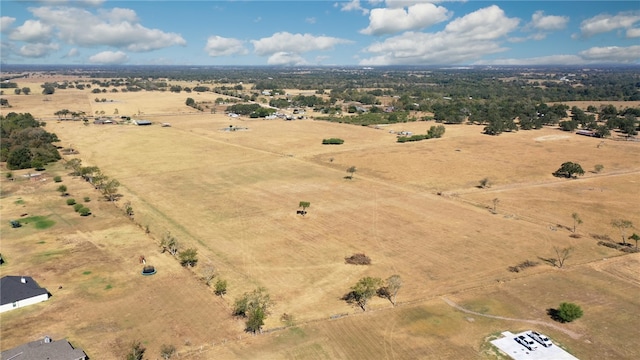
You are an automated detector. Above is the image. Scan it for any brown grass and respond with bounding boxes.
[1,81,639,359]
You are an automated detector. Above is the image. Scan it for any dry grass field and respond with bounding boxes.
[1,80,639,359]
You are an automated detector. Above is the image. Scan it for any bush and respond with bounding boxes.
[78,207,91,216]
[83,196,91,202]
[66,198,76,205]
[345,253,371,265]
[507,260,539,273]
[557,302,583,322]
[73,203,84,212]
[322,138,344,145]
[53,176,62,182]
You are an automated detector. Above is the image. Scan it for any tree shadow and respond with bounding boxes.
[547,308,564,323]
[537,256,557,267]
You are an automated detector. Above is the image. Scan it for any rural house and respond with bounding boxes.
[1,337,87,360]
[0,276,49,313]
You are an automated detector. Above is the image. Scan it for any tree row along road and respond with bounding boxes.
[441,297,583,340]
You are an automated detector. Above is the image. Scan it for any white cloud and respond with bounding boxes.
[88,50,129,64]
[29,6,186,52]
[64,48,79,58]
[251,32,352,56]
[360,5,519,65]
[530,11,569,31]
[627,28,640,38]
[267,52,308,66]
[204,36,248,57]
[18,42,59,58]
[306,17,317,24]
[360,2,452,35]
[9,20,52,43]
[1,16,16,33]
[579,11,640,37]
[337,0,369,15]
[579,45,640,63]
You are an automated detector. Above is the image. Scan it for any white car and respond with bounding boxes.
[515,335,537,351]
[528,331,553,347]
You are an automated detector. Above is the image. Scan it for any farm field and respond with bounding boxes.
[1,82,639,359]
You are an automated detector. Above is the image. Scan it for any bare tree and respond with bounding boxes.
[201,263,216,286]
[611,219,633,245]
[379,275,403,306]
[554,246,573,268]
[161,231,179,256]
[346,166,357,179]
[571,212,582,233]
[492,198,500,213]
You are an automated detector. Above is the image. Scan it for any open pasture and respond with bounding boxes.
[2,84,639,358]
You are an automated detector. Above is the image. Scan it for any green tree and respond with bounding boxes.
[298,201,310,216]
[344,276,383,311]
[346,166,357,179]
[21,87,31,95]
[557,302,583,323]
[611,219,633,245]
[571,213,583,233]
[53,175,62,182]
[214,279,228,297]
[629,233,640,250]
[179,248,198,267]
[79,207,91,216]
[65,158,83,175]
[186,97,195,107]
[7,147,33,170]
[102,178,120,201]
[57,184,68,196]
[233,287,272,333]
[123,201,134,218]
[553,162,585,178]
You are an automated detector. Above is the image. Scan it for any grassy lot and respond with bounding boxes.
[1,82,639,359]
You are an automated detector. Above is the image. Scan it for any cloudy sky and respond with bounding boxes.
[1,0,639,66]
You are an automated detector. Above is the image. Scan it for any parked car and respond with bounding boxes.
[528,331,553,347]
[515,335,537,351]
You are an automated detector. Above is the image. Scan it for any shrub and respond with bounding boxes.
[83,196,91,202]
[78,207,91,216]
[322,138,344,145]
[66,198,76,205]
[507,260,539,273]
[73,203,84,212]
[345,253,371,265]
[557,302,583,322]
[53,176,62,182]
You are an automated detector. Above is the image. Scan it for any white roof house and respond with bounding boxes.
[0,276,49,313]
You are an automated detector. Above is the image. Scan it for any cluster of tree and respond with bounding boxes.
[226,103,276,118]
[322,138,344,145]
[160,231,198,267]
[185,97,203,111]
[316,111,415,126]
[12,87,31,95]
[169,85,192,93]
[343,275,402,311]
[1,112,61,170]
[233,287,272,333]
[54,109,87,120]
[64,158,121,201]
[397,125,445,142]
[0,98,9,107]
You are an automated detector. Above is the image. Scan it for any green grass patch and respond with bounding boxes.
[36,240,46,244]
[82,271,92,275]
[104,284,113,290]
[19,215,55,229]
[14,198,25,205]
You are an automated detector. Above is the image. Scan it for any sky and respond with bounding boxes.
[1,0,639,66]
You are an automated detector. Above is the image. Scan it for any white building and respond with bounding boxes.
[0,276,49,313]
